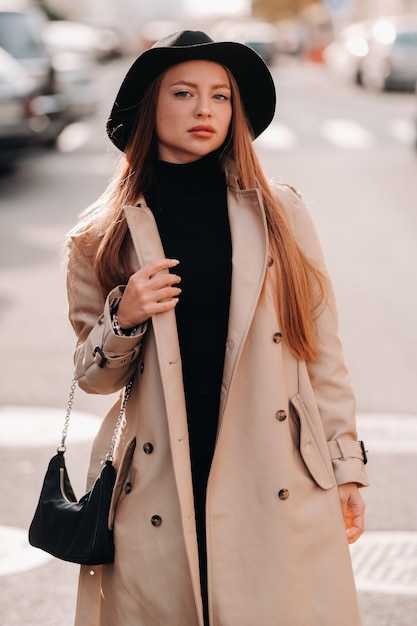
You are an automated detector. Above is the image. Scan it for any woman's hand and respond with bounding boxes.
[338,482,365,544]
[117,258,181,328]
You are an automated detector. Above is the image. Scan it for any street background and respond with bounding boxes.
[1,27,417,626]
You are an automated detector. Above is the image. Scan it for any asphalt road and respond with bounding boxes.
[0,54,416,625]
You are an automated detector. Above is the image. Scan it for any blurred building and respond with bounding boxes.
[37,0,417,60]
[42,0,181,52]
[253,0,417,21]
[252,0,417,61]
[44,0,179,21]
[354,0,417,18]
[253,0,320,21]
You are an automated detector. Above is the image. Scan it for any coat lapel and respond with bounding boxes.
[124,203,204,619]
[219,185,269,420]
[123,201,191,465]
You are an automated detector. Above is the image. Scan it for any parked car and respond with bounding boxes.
[360,16,417,91]
[0,4,98,145]
[0,46,48,167]
[0,4,50,90]
[0,4,69,143]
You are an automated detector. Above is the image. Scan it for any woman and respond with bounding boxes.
[67,30,368,626]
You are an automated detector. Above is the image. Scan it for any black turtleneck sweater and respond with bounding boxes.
[145,152,232,518]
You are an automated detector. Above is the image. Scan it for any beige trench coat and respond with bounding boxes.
[67,173,368,626]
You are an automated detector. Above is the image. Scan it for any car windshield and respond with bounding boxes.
[0,12,44,59]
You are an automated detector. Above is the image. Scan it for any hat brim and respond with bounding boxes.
[107,40,276,152]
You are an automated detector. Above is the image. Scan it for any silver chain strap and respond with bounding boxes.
[59,378,77,452]
[58,378,133,462]
[106,378,133,462]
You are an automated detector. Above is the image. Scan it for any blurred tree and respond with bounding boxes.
[252,0,321,21]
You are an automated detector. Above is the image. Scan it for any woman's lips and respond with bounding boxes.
[189,125,215,138]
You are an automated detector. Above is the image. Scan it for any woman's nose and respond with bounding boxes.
[195,97,211,117]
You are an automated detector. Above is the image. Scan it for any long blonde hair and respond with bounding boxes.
[69,68,324,360]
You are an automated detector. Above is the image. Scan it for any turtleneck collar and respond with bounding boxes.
[154,150,225,195]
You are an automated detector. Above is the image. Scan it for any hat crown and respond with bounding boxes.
[151,30,214,50]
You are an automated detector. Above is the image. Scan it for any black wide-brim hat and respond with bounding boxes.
[107,30,276,152]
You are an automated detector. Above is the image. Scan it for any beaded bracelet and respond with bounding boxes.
[111,305,138,337]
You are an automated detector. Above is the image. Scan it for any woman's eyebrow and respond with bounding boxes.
[169,80,231,90]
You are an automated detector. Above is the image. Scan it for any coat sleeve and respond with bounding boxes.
[275,185,368,487]
[66,237,146,394]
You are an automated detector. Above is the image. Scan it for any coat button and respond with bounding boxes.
[151,515,162,527]
[278,488,290,500]
[124,482,132,494]
[143,442,154,454]
[273,332,282,344]
[276,410,287,421]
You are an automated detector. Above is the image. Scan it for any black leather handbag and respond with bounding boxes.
[29,378,132,565]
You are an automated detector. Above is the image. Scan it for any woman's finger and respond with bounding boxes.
[141,258,180,280]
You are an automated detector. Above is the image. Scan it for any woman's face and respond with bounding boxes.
[155,60,232,164]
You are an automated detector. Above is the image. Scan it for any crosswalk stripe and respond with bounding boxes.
[256,117,415,150]
[255,122,298,150]
[321,119,374,149]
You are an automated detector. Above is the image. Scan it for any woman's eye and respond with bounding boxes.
[213,93,228,101]
[174,90,191,98]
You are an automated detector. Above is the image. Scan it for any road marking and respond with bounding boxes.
[0,525,51,577]
[357,413,417,454]
[255,122,298,150]
[321,119,374,149]
[47,116,416,160]
[0,406,101,447]
[0,524,416,593]
[256,117,415,151]
[351,531,417,595]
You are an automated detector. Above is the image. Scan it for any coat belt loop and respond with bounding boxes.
[334,439,349,461]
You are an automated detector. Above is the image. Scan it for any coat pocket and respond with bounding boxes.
[289,393,335,490]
